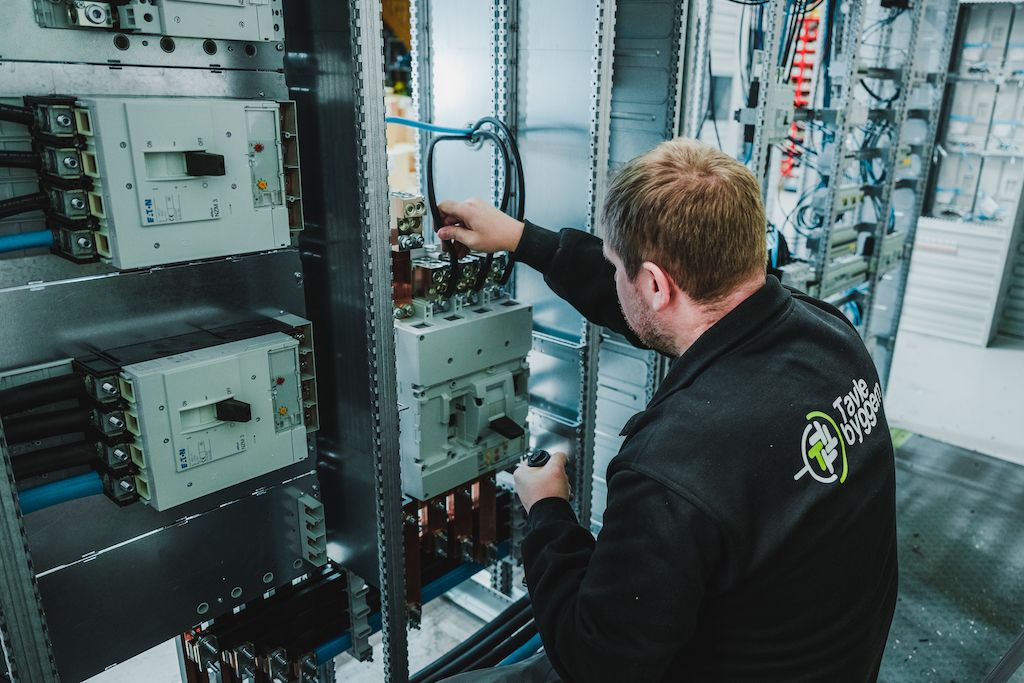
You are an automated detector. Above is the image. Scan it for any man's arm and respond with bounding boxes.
[522,468,722,682]
[435,199,642,345]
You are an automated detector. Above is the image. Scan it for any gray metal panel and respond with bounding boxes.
[515,0,599,344]
[0,250,306,372]
[0,1,284,71]
[0,60,286,101]
[428,0,495,207]
[30,471,319,682]
[284,0,409,678]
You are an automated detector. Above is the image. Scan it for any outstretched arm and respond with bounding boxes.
[436,199,643,345]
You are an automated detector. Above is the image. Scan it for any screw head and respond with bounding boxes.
[118,479,134,493]
[107,415,125,429]
[70,197,86,210]
[62,156,80,169]
[101,381,117,395]
[76,236,93,249]
[113,448,128,462]
[55,113,72,128]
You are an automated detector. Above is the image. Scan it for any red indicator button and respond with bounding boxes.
[276,377,285,385]
[254,143,265,152]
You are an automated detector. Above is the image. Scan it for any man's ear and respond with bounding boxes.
[639,261,676,311]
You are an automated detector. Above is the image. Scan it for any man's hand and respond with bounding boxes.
[436,198,525,253]
[513,451,571,514]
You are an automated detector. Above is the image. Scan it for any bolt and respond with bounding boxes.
[405,514,417,526]
[199,637,219,657]
[55,113,72,128]
[76,236,93,249]
[85,5,107,23]
[107,415,125,429]
[271,650,289,668]
[62,156,80,170]
[101,381,117,395]
[300,656,318,674]
[238,644,255,661]
[112,448,128,462]
[393,307,404,319]
[70,197,86,210]
[118,479,134,493]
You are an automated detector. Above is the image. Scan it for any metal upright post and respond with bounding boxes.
[748,0,787,187]
[576,0,619,527]
[0,428,60,683]
[285,0,408,679]
[410,0,433,192]
[864,0,962,387]
[858,0,931,332]
[808,0,869,288]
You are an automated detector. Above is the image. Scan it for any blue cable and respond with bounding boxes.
[18,471,103,515]
[497,632,543,667]
[385,116,474,137]
[0,230,53,255]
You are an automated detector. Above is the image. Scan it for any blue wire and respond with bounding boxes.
[385,116,474,137]
[0,230,53,255]
[497,632,543,667]
[18,471,103,515]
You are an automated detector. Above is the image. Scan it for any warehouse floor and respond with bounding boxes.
[878,433,1024,682]
[87,433,1024,682]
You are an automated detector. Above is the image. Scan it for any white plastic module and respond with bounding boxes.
[34,0,284,43]
[395,301,532,500]
[122,332,309,511]
[74,96,302,269]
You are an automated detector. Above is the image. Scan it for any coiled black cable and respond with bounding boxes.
[0,191,49,220]
[0,151,41,170]
[423,115,527,296]
[426,133,473,299]
[0,374,85,418]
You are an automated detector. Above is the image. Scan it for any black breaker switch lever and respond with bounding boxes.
[216,398,252,423]
[184,151,226,177]
[489,415,525,440]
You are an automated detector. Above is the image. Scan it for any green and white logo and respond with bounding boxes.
[794,411,847,484]
[793,378,884,485]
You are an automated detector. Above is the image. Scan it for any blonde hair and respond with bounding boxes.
[603,138,767,302]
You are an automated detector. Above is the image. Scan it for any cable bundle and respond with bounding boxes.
[390,115,525,298]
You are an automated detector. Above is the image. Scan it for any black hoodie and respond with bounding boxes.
[515,222,898,682]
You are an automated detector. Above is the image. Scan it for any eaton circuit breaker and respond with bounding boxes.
[394,302,532,500]
[63,96,302,269]
[113,317,319,511]
[34,0,285,43]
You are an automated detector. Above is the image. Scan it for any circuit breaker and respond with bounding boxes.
[395,304,531,500]
[388,192,531,501]
[34,0,285,43]
[51,96,302,269]
[120,332,311,511]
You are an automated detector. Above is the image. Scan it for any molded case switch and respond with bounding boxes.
[123,332,308,511]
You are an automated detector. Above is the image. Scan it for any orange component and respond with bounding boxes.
[257,179,269,190]
[782,17,820,178]
[254,143,265,152]
[278,407,288,416]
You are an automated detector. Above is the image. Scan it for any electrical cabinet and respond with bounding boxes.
[34,0,285,43]
[64,96,301,269]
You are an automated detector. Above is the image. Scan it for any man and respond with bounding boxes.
[436,138,898,682]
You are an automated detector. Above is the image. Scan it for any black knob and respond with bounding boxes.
[526,449,551,468]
